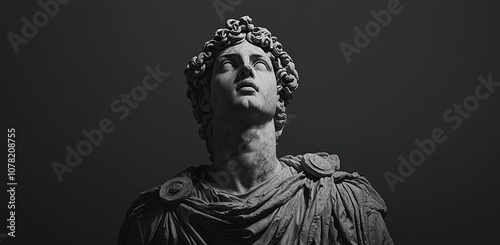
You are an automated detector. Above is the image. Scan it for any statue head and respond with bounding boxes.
[184,16,299,161]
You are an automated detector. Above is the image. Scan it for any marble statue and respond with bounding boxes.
[118,16,393,245]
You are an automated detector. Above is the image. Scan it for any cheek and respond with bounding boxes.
[264,75,278,95]
[262,77,279,105]
[209,75,231,105]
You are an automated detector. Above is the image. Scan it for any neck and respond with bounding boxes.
[207,118,281,195]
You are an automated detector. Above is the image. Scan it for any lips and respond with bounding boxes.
[236,80,258,92]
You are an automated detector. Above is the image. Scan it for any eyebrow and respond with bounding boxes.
[215,53,269,63]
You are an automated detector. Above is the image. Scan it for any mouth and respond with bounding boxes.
[236,80,258,92]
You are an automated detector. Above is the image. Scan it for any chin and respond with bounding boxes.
[235,96,263,109]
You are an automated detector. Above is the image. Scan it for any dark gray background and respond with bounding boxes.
[2,0,499,244]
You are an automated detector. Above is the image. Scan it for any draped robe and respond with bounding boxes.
[118,152,393,245]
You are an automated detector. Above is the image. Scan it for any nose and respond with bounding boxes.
[238,64,254,80]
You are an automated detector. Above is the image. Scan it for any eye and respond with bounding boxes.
[219,60,235,71]
[254,60,269,71]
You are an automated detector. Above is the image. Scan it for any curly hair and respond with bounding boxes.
[184,16,299,162]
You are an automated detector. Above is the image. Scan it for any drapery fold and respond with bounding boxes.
[118,153,393,245]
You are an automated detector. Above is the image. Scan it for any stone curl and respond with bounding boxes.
[184,16,299,161]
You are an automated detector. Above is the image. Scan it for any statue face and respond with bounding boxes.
[209,39,278,122]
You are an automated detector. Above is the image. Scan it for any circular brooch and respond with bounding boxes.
[301,153,333,178]
[159,177,193,205]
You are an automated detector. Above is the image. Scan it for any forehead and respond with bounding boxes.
[218,39,267,58]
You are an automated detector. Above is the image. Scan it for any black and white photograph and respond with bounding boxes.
[2,0,499,244]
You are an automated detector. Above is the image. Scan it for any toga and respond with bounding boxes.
[118,152,393,244]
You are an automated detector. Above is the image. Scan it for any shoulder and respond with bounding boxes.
[117,184,163,245]
[330,172,393,244]
[117,165,208,245]
[279,151,340,178]
[280,152,392,243]
[279,152,387,215]
[331,171,388,216]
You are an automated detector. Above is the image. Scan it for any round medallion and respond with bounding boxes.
[159,177,193,205]
[301,153,333,178]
